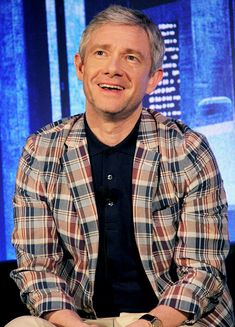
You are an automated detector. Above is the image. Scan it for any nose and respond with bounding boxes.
[104,54,123,77]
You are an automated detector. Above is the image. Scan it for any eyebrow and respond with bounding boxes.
[89,44,111,53]
[89,44,146,60]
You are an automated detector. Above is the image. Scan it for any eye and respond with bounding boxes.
[95,50,105,56]
[127,54,138,62]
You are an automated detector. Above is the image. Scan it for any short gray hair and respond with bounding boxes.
[79,5,165,76]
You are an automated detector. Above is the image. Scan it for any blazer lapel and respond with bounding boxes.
[132,141,161,268]
[132,111,161,291]
[61,117,99,283]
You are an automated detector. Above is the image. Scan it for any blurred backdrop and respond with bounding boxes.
[0,0,234,261]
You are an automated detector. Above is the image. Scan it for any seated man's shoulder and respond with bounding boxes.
[36,114,83,137]
[146,108,206,147]
[24,114,83,157]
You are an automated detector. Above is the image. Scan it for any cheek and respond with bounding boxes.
[82,72,93,89]
[84,65,100,83]
[135,75,152,93]
[81,76,92,98]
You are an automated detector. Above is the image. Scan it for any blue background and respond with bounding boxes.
[0,0,234,261]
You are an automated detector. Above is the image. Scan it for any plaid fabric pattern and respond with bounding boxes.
[11,109,234,325]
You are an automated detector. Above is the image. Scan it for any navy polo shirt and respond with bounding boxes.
[85,117,158,317]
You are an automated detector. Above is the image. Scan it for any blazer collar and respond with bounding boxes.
[64,114,87,148]
[137,109,160,150]
[64,109,160,150]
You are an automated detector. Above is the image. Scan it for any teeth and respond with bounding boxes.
[99,84,124,90]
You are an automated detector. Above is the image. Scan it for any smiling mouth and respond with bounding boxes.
[98,83,125,91]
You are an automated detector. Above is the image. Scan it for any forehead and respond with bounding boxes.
[86,23,151,54]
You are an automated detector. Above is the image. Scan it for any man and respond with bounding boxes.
[7,5,234,327]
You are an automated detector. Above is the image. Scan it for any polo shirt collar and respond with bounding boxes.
[84,115,140,156]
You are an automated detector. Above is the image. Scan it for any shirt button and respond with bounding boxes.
[107,200,114,206]
[107,174,113,180]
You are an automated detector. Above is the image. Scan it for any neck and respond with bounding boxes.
[85,110,141,146]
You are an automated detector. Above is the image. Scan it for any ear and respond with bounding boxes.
[74,53,84,81]
[146,69,163,95]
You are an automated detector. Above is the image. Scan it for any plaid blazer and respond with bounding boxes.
[11,109,234,326]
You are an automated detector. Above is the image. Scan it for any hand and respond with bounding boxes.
[43,309,99,327]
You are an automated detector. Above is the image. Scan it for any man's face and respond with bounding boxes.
[75,24,162,121]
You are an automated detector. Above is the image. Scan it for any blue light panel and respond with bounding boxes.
[64,0,85,115]
[46,0,62,121]
[0,0,29,260]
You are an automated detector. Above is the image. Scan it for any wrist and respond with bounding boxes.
[150,305,189,327]
[139,314,163,327]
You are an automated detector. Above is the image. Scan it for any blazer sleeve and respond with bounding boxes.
[158,131,230,324]
[11,135,76,316]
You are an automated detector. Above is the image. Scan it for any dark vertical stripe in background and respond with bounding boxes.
[55,0,71,118]
[23,0,52,133]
